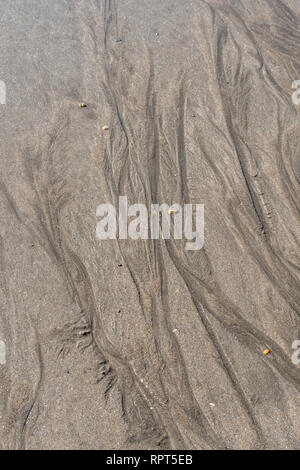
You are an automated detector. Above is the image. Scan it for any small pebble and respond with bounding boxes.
[168,208,179,215]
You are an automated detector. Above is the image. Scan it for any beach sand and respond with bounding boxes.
[0,0,299,449]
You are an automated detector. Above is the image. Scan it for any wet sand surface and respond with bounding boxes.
[0,0,299,450]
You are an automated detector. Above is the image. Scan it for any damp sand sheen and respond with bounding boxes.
[0,0,299,451]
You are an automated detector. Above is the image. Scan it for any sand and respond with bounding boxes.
[0,0,299,450]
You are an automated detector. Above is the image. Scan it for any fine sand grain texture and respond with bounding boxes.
[0,0,299,450]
